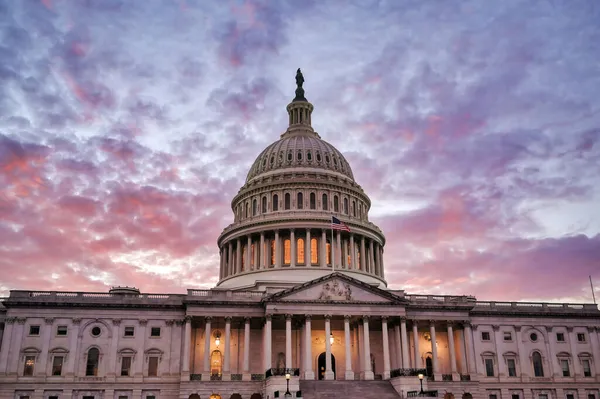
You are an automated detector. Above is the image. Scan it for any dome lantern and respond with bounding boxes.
[286,68,314,129]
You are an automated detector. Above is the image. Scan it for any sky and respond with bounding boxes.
[1,0,599,303]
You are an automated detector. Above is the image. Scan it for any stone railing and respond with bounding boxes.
[405,294,476,308]
[7,291,184,306]
[473,301,599,314]
[407,391,438,397]
[231,374,243,381]
[190,374,202,381]
[251,374,265,381]
[187,289,264,302]
[441,374,452,381]
[390,368,427,378]
[460,374,471,381]
[265,368,300,378]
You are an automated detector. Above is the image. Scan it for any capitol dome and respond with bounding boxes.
[216,69,386,291]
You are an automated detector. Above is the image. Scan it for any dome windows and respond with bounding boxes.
[287,151,293,161]
[310,192,316,209]
[297,192,304,209]
[307,151,312,161]
[284,193,291,210]
[333,195,339,212]
[262,196,267,213]
[270,155,275,165]
[297,151,303,161]
[316,152,322,162]
[272,194,279,211]
[253,199,257,216]
[325,154,330,164]
[322,194,328,211]
[343,198,349,214]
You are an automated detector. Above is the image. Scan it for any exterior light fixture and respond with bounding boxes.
[215,334,221,347]
[418,373,424,393]
[329,335,334,345]
[285,372,291,397]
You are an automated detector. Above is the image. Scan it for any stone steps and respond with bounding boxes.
[299,380,400,399]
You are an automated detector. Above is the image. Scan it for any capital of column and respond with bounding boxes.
[446,321,454,327]
[492,325,500,331]
[285,314,293,321]
[428,320,436,327]
[140,319,149,326]
[225,316,232,323]
[5,317,16,324]
[72,318,82,325]
[400,316,407,322]
[305,314,312,321]
[344,315,351,321]
[112,319,122,326]
[16,318,26,324]
[586,326,595,333]
[244,316,251,323]
[205,316,213,323]
[183,316,191,324]
[381,316,388,322]
[362,315,370,321]
[165,320,175,326]
[412,319,418,327]
[462,320,472,327]
[546,326,554,333]
[566,326,574,332]
[44,318,55,325]
[324,314,332,321]
[265,314,273,321]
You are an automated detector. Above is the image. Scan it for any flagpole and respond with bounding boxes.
[331,218,335,273]
[591,276,597,305]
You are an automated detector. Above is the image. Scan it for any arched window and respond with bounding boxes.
[352,200,356,217]
[273,194,279,211]
[532,351,544,377]
[297,238,305,264]
[211,350,222,376]
[241,245,246,271]
[310,193,316,209]
[284,239,291,264]
[251,244,255,269]
[270,240,276,266]
[284,193,291,210]
[262,197,267,213]
[343,198,348,214]
[326,240,332,265]
[310,238,318,264]
[252,199,257,216]
[333,196,339,212]
[322,194,328,211]
[245,202,249,218]
[86,348,99,376]
[297,192,303,209]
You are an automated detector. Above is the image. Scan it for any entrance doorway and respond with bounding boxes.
[425,356,433,377]
[317,352,336,380]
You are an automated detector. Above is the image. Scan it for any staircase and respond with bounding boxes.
[300,380,401,399]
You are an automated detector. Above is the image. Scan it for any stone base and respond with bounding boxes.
[452,372,460,381]
[361,371,374,380]
[434,373,442,382]
[180,372,190,382]
[222,373,231,381]
[304,371,315,380]
[242,373,252,381]
[324,370,335,380]
[383,371,390,380]
[201,372,211,381]
[345,371,355,380]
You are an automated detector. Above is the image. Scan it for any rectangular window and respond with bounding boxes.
[52,356,64,376]
[23,355,35,376]
[503,331,512,341]
[582,359,591,377]
[566,395,574,399]
[119,396,128,399]
[121,356,132,376]
[490,395,498,399]
[481,331,491,341]
[539,395,548,399]
[512,395,520,399]
[124,326,135,337]
[561,359,570,377]
[589,395,596,399]
[19,396,30,399]
[83,396,95,399]
[49,396,59,399]
[507,359,517,377]
[150,327,161,337]
[485,358,494,376]
[56,325,68,336]
[148,356,159,376]
[29,325,40,336]
[577,333,586,342]
[556,332,565,342]
[147,396,156,399]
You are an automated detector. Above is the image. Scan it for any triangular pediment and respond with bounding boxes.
[265,272,405,304]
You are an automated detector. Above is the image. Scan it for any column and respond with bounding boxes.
[236,238,242,273]
[242,317,251,380]
[379,246,385,279]
[336,231,342,269]
[344,315,354,380]
[304,315,314,379]
[447,322,458,378]
[360,237,366,271]
[413,321,421,368]
[400,318,410,368]
[567,327,581,377]
[374,243,381,276]
[324,315,334,380]
[264,315,272,371]
[8,318,25,374]
[246,236,252,271]
[202,317,212,378]
[65,318,81,376]
[259,233,265,269]
[464,322,477,375]
[369,240,375,274]
[290,230,296,267]
[275,231,281,268]
[321,230,327,267]
[106,319,120,377]
[492,325,506,377]
[589,327,600,373]
[135,319,147,377]
[0,318,14,374]
[394,323,402,368]
[223,317,231,378]
[228,242,234,275]
[219,249,224,279]
[429,321,439,377]
[382,317,391,379]
[286,315,292,368]
[181,316,192,377]
[362,316,374,379]
[305,229,311,266]
[33,318,52,376]
[342,238,348,269]
[357,323,364,374]
[350,234,356,270]
[545,326,559,377]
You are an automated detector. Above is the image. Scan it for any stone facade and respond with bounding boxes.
[1,75,599,399]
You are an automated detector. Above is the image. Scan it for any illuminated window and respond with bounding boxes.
[270,241,275,266]
[311,238,318,264]
[326,241,331,265]
[322,194,328,210]
[262,196,267,213]
[211,350,222,376]
[23,355,35,376]
[333,196,339,212]
[297,192,303,209]
[52,355,64,376]
[86,348,99,376]
[357,251,360,269]
[251,244,255,268]
[285,193,291,210]
[241,245,246,271]
[347,244,351,267]
[297,238,305,264]
[273,194,279,211]
[310,193,316,209]
[284,239,291,264]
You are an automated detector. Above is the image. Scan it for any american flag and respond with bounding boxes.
[331,216,350,232]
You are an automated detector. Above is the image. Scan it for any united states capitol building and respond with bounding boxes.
[1,71,599,399]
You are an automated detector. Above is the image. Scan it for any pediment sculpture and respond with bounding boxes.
[318,280,352,301]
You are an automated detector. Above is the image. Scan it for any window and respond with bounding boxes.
[307,151,312,161]
[322,194,328,211]
[310,238,318,264]
[121,356,132,376]
[316,152,321,162]
[504,332,512,341]
[490,395,498,399]
[151,327,161,337]
[352,200,356,217]
[561,359,570,377]
[272,194,279,211]
[252,199,257,216]
[124,326,135,337]
[530,332,538,342]
[297,192,303,209]
[512,395,520,399]
[485,358,494,376]
[261,196,267,213]
[310,192,316,209]
[241,245,246,270]
[83,396,95,399]
[297,151,302,161]
[481,332,491,341]
[343,198,348,214]
[566,395,574,399]
[49,396,59,399]
[270,240,275,266]
[589,395,596,399]
[582,359,591,377]
[86,348,99,376]
[283,239,291,264]
[539,395,548,399]
[326,241,331,265]
[56,325,68,336]
[556,332,565,342]
[507,358,517,377]
[29,325,40,336]
[287,151,292,161]
[91,326,101,337]
[284,193,290,210]
[532,351,544,377]
[52,356,64,376]
[245,201,249,218]
[333,195,339,212]
[148,356,159,376]
[23,355,35,376]
[119,396,128,399]
[577,333,586,342]
[297,238,305,264]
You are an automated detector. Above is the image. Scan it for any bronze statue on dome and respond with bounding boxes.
[293,68,307,102]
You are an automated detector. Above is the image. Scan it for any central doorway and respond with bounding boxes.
[317,352,336,380]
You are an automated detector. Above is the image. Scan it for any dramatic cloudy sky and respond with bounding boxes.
[1,0,599,302]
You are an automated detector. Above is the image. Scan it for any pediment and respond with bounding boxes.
[266,273,404,304]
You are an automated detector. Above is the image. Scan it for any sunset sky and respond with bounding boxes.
[1,0,599,302]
